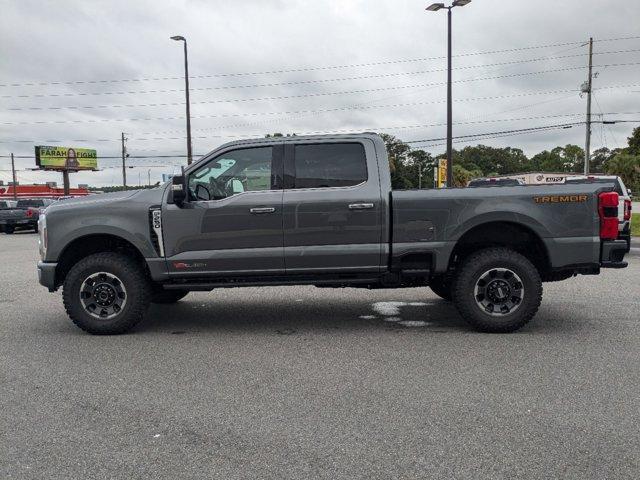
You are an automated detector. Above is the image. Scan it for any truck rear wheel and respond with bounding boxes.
[452,247,542,333]
[62,252,151,335]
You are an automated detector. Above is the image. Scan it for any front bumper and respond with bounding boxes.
[37,262,58,291]
[600,240,628,269]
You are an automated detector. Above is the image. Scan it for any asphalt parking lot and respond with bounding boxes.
[1,233,639,479]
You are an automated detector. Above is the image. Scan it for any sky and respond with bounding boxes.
[1,0,639,187]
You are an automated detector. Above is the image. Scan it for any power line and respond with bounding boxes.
[412,127,578,149]
[5,62,639,113]
[3,117,638,153]
[7,84,640,126]
[3,35,640,88]
[4,121,636,162]
[1,65,600,112]
[408,120,639,148]
[406,123,583,144]
[6,51,640,100]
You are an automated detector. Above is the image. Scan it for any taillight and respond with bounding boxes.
[25,208,34,218]
[623,199,631,221]
[598,191,619,240]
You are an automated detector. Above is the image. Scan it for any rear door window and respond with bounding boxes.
[292,143,367,189]
[17,199,44,208]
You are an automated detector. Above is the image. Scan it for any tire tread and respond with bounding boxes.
[62,252,151,335]
[452,247,542,333]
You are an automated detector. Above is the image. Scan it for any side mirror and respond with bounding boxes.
[230,179,245,194]
[171,175,186,205]
[195,183,211,201]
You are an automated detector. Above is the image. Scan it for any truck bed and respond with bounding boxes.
[392,182,607,273]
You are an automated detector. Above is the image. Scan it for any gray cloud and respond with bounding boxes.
[1,0,639,186]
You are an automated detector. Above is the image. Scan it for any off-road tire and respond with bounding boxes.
[63,252,151,335]
[429,276,452,301]
[151,289,189,304]
[452,247,542,333]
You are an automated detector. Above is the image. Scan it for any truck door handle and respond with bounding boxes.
[250,207,276,214]
[348,203,374,210]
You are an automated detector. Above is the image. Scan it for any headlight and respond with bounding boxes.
[38,214,47,260]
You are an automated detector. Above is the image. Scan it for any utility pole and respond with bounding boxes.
[62,171,70,196]
[418,162,423,189]
[121,132,127,188]
[148,169,151,187]
[11,153,18,200]
[584,37,594,175]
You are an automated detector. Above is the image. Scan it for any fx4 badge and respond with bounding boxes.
[533,195,588,204]
[173,262,206,269]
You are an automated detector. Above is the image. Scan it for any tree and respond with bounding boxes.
[626,126,640,156]
[407,149,435,189]
[606,152,640,193]
[529,145,584,172]
[590,147,614,173]
[529,149,564,172]
[379,133,414,189]
[264,132,297,138]
[453,145,529,175]
[452,164,482,187]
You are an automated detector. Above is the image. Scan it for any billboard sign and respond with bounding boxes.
[35,146,98,171]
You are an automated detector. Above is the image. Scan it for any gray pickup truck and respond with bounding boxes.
[36,133,628,334]
[0,198,54,234]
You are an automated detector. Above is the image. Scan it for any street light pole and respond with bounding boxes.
[171,35,193,165]
[426,0,471,188]
[446,7,453,188]
[11,153,18,200]
[583,37,594,175]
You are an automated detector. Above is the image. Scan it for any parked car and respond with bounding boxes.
[468,178,526,187]
[0,198,55,234]
[0,199,17,209]
[37,134,628,335]
[565,175,632,250]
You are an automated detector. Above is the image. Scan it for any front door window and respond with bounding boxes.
[188,146,273,201]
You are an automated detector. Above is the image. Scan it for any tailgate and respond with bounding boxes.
[0,209,29,220]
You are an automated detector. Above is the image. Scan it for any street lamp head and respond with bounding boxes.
[170,35,185,41]
[452,0,471,6]
[426,3,445,11]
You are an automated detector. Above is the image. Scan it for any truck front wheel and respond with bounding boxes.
[62,253,151,335]
[452,247,542,333]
